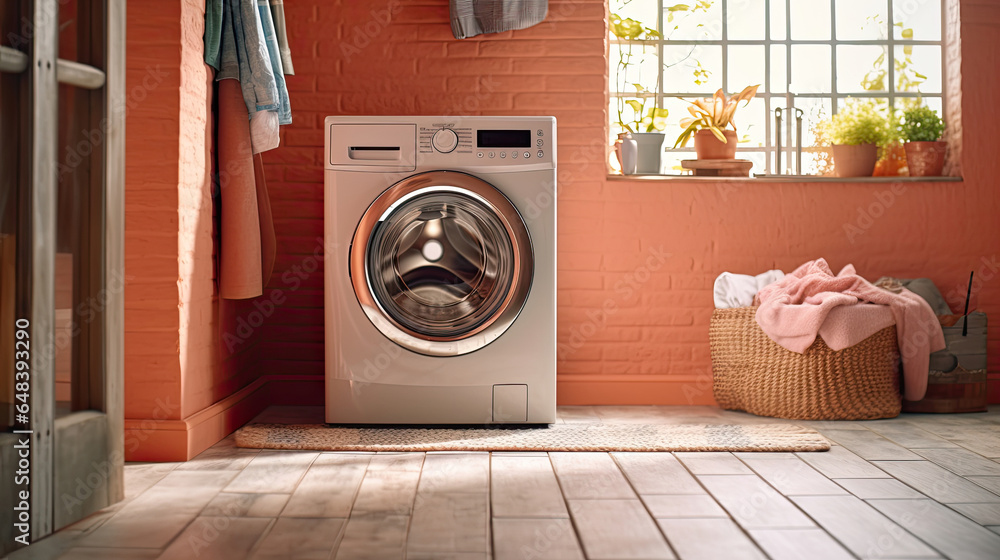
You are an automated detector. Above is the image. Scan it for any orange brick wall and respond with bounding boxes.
[122,0,998,451]
[124,0,185,421]
[124,0,263,459]
[255,0,1000,404]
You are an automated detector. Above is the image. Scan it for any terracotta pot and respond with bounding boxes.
[873,143,907,177]
[832,143,878,177]
[631,132,665,174]
[694,129,737,159]
[904,141,947,177]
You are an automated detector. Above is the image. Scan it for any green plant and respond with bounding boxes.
[900,105,945,142]
[860,19,928,93]
[610,2,715,134]
[673,85,759,148]
[816,99,895,146]
[609,13,666,133]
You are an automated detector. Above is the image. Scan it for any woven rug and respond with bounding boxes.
[235,423,830,452]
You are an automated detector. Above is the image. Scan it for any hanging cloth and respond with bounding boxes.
[268,0,294,75]
[449,0,549,39]
[206,0,291,299]
[216,79,264,299]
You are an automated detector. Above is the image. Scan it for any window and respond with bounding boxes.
[609,0,946,176]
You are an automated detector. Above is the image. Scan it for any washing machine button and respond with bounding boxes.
[511,151,518,159]
[537,129,543,136]
[488,152,495,158]
[523,151,531,159]
[537,150,544,158]
[477,151,484,158]
[536,138,544,147]
[500,152,506,159]
[431,128,459,153]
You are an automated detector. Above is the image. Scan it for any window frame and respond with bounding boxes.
[609,0,948,176]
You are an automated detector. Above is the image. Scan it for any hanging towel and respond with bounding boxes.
[449,0,549,39]
[204,0,225,69]
[268,0,294,75]
[217,78,264,299]
[229,0,280,114]
[206,0,292,124]
[250,110,280,153]
[256,0,291,125]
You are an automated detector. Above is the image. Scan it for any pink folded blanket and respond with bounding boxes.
[755,259,945,402]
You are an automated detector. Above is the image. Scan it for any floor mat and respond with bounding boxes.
[235,423,830,452]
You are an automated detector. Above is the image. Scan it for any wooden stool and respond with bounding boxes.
[681,159,753,177]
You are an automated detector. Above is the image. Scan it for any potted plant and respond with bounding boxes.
[673,85,759,159]
[816,100,894,177]
[900,105,947,176]
[610,12,668,174]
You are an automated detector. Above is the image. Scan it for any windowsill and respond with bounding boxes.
[607,174,964,183]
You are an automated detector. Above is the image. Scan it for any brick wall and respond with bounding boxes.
[124,0,263,459]
[124,0,185,421]
[252,0,999,404]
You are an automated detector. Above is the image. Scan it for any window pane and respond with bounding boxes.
[770,44,787,94]
[728,0,765,40]
[790,0,831,40]
[663,44,722,94]
[56,1,106,417]
[662,96,698,142]
[609,0,659,39]
[836,0,888,40]
[728,46,765,94]
[895,45,941,93]
[735,97,767,149]
[902,95,942,115]
[794,97,833,148]
[837,45,889,93]
[893,0,942,41]
[662,151,690,175]
[665,1,722,40]
[610,95,658,135]
[741,151,766,176]
[771,0,787,40]
[791,45,832,93]
[802,150,834,176]
[610,43,659,95]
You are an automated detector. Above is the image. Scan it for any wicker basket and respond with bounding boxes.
[710,307,902,420]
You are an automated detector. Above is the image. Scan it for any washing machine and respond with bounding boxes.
[324,116,556,424]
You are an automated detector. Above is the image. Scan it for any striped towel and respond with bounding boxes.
[450,0,548,39]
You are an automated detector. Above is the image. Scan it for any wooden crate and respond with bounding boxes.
[903,312,988,413]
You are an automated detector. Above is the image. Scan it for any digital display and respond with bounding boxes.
[477,129,531,148]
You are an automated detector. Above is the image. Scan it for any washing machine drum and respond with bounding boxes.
[351,171,534,356]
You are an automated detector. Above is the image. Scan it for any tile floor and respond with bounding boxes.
[7,405,1000,560]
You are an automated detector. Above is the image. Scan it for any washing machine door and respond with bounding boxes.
[351,170,534,356]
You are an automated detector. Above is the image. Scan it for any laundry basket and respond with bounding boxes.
[710,307,902,420]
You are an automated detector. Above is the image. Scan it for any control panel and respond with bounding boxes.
[327,116,556,172]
